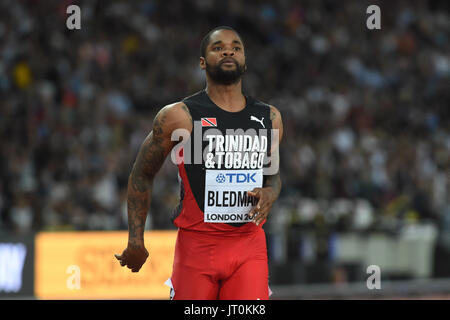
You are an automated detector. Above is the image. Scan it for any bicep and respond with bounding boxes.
[131,102,192,180]
[270,105,283,143]
[131,108,175,181]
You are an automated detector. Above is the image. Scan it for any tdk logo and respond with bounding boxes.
[216,174,226,183]
[216,173,256,183]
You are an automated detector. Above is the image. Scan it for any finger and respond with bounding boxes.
[249,206,259,219]
[254,203,270,218]
[254,212,268,226]
[247,188,261,197]
[248,190,264,219]
[115,254,127,267]
[248,188,263,199]
[129,261,144,272]
[255,207,271,225]
[252,205,267,222]
[254,194,272,212]
[250,195,267,218]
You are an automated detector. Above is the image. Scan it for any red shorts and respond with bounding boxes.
[166,227,269,300]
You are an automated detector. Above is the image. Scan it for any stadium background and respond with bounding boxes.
[0,0,449,299]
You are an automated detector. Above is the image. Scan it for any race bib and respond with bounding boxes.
[204,169,263,223]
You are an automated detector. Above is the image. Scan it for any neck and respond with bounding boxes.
[205,79,246,112]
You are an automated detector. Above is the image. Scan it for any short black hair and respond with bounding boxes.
[200,26,244,58]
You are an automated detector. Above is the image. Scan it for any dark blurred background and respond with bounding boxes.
[0,0,449,292]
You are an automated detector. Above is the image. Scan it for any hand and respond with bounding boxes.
[115,240,149,273]
[247,187,277,226]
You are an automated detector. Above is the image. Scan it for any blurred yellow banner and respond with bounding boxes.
[35,231,177,299]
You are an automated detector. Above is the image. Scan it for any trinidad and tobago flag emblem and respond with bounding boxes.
[201,118,217,127]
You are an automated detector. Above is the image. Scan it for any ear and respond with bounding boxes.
[199,57,206,70]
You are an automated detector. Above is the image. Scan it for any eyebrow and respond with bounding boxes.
[210,40,242,47]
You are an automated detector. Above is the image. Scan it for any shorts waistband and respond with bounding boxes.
[178,226,262,238]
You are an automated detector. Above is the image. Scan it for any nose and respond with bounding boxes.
[222,47,235,57]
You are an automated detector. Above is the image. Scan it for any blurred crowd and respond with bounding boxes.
[0,0,449,249]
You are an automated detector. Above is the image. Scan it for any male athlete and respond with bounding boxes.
[115,26,283,300]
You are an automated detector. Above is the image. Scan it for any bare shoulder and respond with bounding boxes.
[157,102,192,122]
[269,105,283,126]
[268,105,283,140]
[153,102,192,134]
[269,105,282,121]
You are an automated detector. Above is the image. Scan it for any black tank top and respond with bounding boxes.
[172,89,273,233]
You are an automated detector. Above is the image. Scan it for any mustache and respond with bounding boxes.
[219,58,238,65]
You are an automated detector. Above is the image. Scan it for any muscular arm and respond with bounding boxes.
[249,105,283,225]
[116,102,191,272]
[263,173,282,202]
[128,103,192,244]
[263,105,283,199]
[127,109,171,246]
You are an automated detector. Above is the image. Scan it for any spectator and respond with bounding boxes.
[0,1,447,248]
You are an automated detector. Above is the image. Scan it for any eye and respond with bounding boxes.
[213,47,222,51]
[234,47,241,51]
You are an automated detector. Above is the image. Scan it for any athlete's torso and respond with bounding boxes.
[172,89,272,234]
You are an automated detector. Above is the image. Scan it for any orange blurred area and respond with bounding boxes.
[34,231,177,299]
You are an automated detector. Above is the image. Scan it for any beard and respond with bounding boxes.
[205,59,246,85]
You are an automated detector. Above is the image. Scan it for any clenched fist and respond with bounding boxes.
[115,240,149,273]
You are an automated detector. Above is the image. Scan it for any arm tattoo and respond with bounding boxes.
[127,109,170,241]
[181,104,193,123]
[265,105,282,200]
[270,109,277,121]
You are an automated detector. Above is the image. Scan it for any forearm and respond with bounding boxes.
[263,173,282,202]
[117,103,190,271]
[127,172,153,243]
[126,128,166,244]
[265,105,283,203]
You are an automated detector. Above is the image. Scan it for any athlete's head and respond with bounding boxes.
[200,26,247,85]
